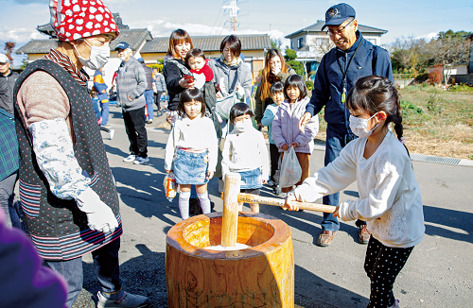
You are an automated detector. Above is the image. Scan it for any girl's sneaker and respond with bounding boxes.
[123,154,136,163]
[133,157,149,165]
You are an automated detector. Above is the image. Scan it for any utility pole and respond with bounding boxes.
[222,0,239,31]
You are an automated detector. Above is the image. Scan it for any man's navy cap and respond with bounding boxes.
[137,58,145,63]
[322,3,356,30]
[114,41,130,51]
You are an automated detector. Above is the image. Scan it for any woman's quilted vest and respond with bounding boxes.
[13,59,122,260]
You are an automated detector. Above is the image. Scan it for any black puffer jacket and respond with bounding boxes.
[163,57,190,111]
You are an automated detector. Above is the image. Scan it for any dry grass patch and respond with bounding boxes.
[311,85,473,160]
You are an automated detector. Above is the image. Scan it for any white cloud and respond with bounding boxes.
[415,32,438,42]
[0,27,46,47]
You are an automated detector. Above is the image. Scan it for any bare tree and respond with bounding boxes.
[4,42,16,61]
[318,39,335,55]
[390,37,428,74]
[425,35,469,85]
[309,37,335,60]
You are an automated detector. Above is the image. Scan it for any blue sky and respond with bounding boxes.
[2,0,473,66]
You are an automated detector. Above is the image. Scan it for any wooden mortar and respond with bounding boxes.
[165,211,294,307]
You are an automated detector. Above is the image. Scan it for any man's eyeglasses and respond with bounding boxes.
[325,18,354,36]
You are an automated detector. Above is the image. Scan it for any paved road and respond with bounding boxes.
[73,108,473,307]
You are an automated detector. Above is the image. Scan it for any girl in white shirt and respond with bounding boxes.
[165,88,218,219]
[285,76,424,308]
[221,103,269,213]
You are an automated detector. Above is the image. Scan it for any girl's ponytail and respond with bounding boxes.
[392,101,404,142]
[392,104,410,156]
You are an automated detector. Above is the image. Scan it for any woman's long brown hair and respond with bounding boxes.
[259,49,288,102]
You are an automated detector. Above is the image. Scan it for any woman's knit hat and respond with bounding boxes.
[49,0,119,41]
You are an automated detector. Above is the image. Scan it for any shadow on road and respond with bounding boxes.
[295,264,368,307]
[423,204,473,244]
[81,244,167,308]
[111,165,179,227]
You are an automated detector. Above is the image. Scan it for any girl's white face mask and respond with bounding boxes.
[349,112,379,138]
[233,119,253,133]
[74,40,110,70]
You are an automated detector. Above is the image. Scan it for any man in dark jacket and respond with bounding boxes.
[299,3,394,247]
[0,53,19,114]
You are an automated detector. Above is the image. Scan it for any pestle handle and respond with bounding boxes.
[238,193,335,213]
[222,173,241,247]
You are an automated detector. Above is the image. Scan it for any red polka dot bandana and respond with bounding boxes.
[49,0,119,41]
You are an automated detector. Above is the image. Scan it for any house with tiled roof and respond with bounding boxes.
[285,20,388,77]
[16,13,271,86]
[17,28,152,62]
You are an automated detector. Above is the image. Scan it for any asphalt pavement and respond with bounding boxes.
[73,107,473,308]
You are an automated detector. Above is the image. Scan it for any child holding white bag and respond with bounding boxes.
[272,74,319,193]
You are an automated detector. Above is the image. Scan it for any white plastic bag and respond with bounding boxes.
[278,147,302,188]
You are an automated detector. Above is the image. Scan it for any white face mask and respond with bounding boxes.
[349,113,379,138]
[74,40,110,70]
[233,119,253,132]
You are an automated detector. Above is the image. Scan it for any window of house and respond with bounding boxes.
[297,38,304,49]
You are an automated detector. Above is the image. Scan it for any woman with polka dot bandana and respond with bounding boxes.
[14,0,149,307]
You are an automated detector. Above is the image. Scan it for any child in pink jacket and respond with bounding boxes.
[272,75,319,192]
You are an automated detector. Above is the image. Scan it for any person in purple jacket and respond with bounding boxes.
[0,207,68,307]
